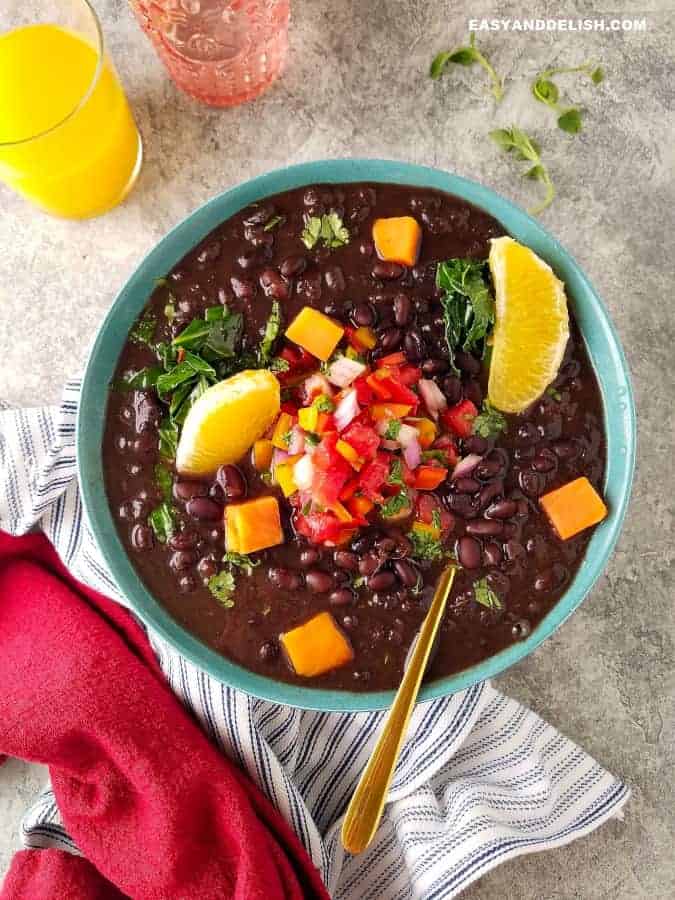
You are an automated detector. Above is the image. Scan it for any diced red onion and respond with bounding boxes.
[418,379,447,420]
[451,453,482,480]
[326,355,367,388]
[287,425,305,455]
[272,448,289,471]
[333,389,360,431]
[397,423,419,448]
[302,372,333,403]
[403,435,422,469]
[293,454,314,490]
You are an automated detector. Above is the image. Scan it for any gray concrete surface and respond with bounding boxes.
[1,1,673,896]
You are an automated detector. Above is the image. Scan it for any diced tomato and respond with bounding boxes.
[311,434,351,506]
[365,373,393,400]
[429,434,460,468]
[415,493,454,537]
[346,494,375,520]
[353,375,374,405]
[341,421,380,460]
[376,351,406,368]
[396,365,423,387]
[281,401,299,416]
[315,412,335,434]
[442,399,479,438]
[358,452,391,501]
[413,465,448,490]
[294,511,343,545]
[370,402,413,421]
[339,477,360,502]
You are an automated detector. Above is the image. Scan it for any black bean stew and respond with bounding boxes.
[103,183,605,692]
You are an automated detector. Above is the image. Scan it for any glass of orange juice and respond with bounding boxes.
[0,0,142,218]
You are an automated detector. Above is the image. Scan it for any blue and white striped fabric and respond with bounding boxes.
[0,381,629,899]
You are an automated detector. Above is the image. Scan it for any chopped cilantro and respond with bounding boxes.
[431,509,442,530]
[408,528,447,562]
[270,357,290,373]
[387,457,406,488]
[130,310,157,346]
[154,462,173,501]
[258,300,282,367]
[301,500,312,516]
[380,491,410,519]
[473,577,502,610]
[472,400,507,438]
[313,394,335,413]
[208,571,236,607]
[301,212,350,250]
[263,214,285,231]
[384,418,402,440]
[304,432,320,447]
[222,551,260,575]
[546,386,562,401]
[281,429,293,447]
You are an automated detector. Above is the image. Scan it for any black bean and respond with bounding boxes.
[215,465,247,501]
[351,535,373,555]
[359,240,374,257]
[518,470,545,498]
[532,451,557,473]
[299,547,320,568]
[295,270,322,302]
[325,265,346,292]
[516,422,540,445]
[196,556,219,580]
[259,268,289,301]
[133,391,162,433]
[352,302,376,327]
[131,524,154,550]
[551,439,578,460]
[393,560,419,588]
[485,499,518,520]
[487,571,510,595]
[186,497,222,521]
[330,588,355,607]
[404,330,425,361]
[209,482,226,503]
[237,248,260,270]
[173,480,208,501]
[534,570,553,592]
[268,567,301,590]
[422,358,449,376]
[454,477,480,494]
[305,570,334,593]
[368,570,396,591]
[466,519,504,537]
[379,326,402,351]
[464,380,483,407]
[442,375,463,405]
[243,204,275,226]
[483,542,503,567]
[334,550,359,571]
[475,459,501,480]
[280,254,307,278]
[511,619,532,640]
[462,435,488,455]
[342,615,359,629]
[445,493,479,518]
[455,351,481,376]
[372,261,404,280]
[170,550,197,571]
[178,574,196,593]
[478,480,504,509]
[168,530,199,551]
[457,536,481,569]
[230,276,255,299]
[132,433,157,455]
[389,531,413,558]
[504,540,526,561]
[393,293,411,326]
[259,640,278,662]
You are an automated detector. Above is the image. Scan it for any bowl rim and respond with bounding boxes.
[77,158,636,712]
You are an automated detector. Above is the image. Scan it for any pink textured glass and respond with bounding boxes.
[129,0,290,107]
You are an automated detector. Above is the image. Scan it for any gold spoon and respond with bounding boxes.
[341,564,458,854]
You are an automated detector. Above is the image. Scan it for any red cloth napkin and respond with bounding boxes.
[0,531,329,900]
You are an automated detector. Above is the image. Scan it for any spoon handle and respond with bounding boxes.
[341,564,457,854]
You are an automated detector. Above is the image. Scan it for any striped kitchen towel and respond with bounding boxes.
[0,380,629,899]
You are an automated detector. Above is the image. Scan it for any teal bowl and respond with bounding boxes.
[78,159,636,711]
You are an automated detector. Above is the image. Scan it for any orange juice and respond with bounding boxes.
[0,24,141,218]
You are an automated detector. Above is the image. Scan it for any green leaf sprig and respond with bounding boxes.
[436,259,495,373]
[489,126,555,215]
[430,34,504,102]
[532,63,603,134]
[147,501,177,543]
[473,577,502,611]
[258,300,282,367]
[301,212,350,250]
[472,400,507,439]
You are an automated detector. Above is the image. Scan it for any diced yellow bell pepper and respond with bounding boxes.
[408,417,437,448]
[335,439,364,471]
[285,307,345,361]
[225,496,284,554]
[298,405,319,432]
[371,402,413,421]
[411,520,440,541]
[271,412,294,450]
[331,500,354,522]
[252,439,273,471]
[275,454,302,497]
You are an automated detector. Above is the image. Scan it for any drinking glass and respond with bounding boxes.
[0,0,142,218]
[128,0,290,107]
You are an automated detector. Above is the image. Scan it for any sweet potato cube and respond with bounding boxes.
[372,216,422,267]
[280,612,354,677]
[285,307,344,361]
[539,476,607,540]
[225,496,283,554]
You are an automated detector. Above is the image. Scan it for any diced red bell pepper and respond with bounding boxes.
[341,421,380,461]
[315,412,335,434]
[415,493,454,537]
[376,351,407,368]
[365,373,393,400]
[442,399,479,438]
[346,494,375,521]
[396,365,423,387]
[413,465,449,490]
[294,511,343,545]
[339,477,360,502]
[353,375,375,405]
[385,378,419,406]
[358,452,391,501]
[281,401,299,416]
